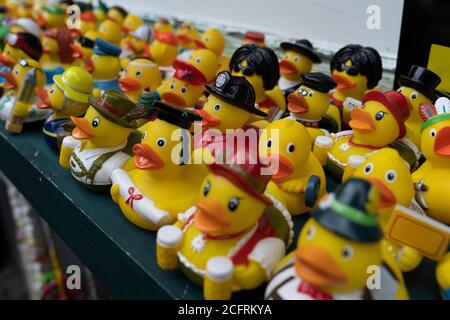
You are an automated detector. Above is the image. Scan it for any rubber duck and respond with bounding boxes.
[397,65,441,148]
[0,58,49,123]
[242,31,265,46]
[121,14,143,35]
[118,58,162,103]
[194,28,228,74]
[38,5,65,29]
[152,18,172,34]
[120,24,151,62]
[148,31,178,67]
[175,21,199,50]
[36,66,94,151]
[327,44,382,130]
[156,148,293,300]
[259,118,326,215]
[265,178,409,300]
[8,17,42,38]
[156,59,207,108]
[88,37,122,92]
[111,100,206,231]
[59,88,146,191]
[188,48,218,83]
[106,5,127,25]
[278,40,321,98]
[230,44,285,118]
[286,72,338,141]
[93,0,107,23]
[314,90,411,181]
[70,31,97,72]
[97,19,122,46]
[79,11,97,36]
[0,32,42,68]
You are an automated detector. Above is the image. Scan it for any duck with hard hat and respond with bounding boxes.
[59,88,146,191]
[278,39,321,98]
[156,148,293,300]
[36,66,96,151]
[313,90,413,181]
[397,65,441,148]
[111,100,208,231]
[265,178,409,300]
[286,72,338,141]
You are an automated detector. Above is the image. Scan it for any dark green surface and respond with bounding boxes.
[0,123,441,299]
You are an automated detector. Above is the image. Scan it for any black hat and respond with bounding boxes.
[206,71,267,117]
[280,39,321,63]
[301,72,336,93]
[399,65,441,101]
[153,100,202,129]
[312,178,382,243]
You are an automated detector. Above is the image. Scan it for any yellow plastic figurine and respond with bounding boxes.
[152,18,172,34]
[148,31,178,67]
[0,32,42,68]
[97,19,122,46]
[188,49,219,83]
[175,21,199,50]
[88,38,122,92]
[37,5,65,29]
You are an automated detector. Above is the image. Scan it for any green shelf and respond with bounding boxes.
[0,122,441,300]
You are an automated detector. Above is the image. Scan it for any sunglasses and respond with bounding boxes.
[336,63,359,76]
[6,33,40,60]
[232,63,255,76]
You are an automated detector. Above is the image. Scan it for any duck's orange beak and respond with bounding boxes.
[70,43,84,59]
[349,108,375,132]
[36,87,51,109]
[287,92,308,114]
[71,116,95,139]
[1,72,17,90]
[84,56,95,73]
[295,245,347,287]
[194,197,231,234]
[119,76,142,92]
[0,54,14,67]
[38,14,46,27]
[279,59,298,75]
[121,26,130,34]
[367,177,397,208]
[263,152,295,182]
[196,109,221,128]
[176,34,192,45]
[332,74,356,90]
[43,46,51,54]
[132,143,165,170]
[126,40,137,52]
[161,92,186,108]
[434,126,450,157]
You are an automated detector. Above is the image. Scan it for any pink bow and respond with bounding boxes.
[125,187,143,209]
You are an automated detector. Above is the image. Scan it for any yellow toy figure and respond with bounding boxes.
[0,58,49,124]
[156,59,207,108]
[88,38,122,92]
[350,148,423,272]
[0,32,42,68]
[148,31,178,67]
[230,44,285,119]
[8,18,42,38]
[156,149,293,300]
[397,65,441,148]
[79,11,97,36]
[106,5,127,25]
[175,21,199,51]
[59,89,146,192]
[37,5,65,29]
[70,32,97,72]
[259,118,326,215]
[36,66,94,152]
[314,90,411,181]
[97,19,122,46]
[327,45,383,130]
[120,24,151,62]
[286,72,338,141]
[188,48,218,83]
[242,31,265,46]
[152,18,172,34]
[118,58,162,103]
[265,178,409,300]
[111,100,206,231]
[121,14,143,35]
[278,40,321,98]
[194,28,228,73]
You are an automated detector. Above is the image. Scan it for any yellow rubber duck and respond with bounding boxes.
[37,5,65,29]
[327,45,382,130]
[397,65,441,148]
[148,31,178,67]
[0,32,43,68]
[79,11,97,36]
[106,5,127,25]
[188,49,218,83]
[156,149,293,300]
[120,25,152,65]
[265,178,409,300]
[88,38,122,92]
[118,58,162,103]
[97,19,122,46]
[259,118,326,215]
[314,90,411,181]
[195,27,228,73]
[111,100,207,231]
[152,18,173,34]
[121,14,143,34]
[278,40,321,97]
[70,31,98,72]
[286,72,338,141]
[175,21,199,50]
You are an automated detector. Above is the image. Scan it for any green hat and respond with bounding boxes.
[312,178,382,243]
[88,89,139,128]
[43,5,65,16]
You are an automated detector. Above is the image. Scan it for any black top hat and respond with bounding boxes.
[312,178,382,243]
[206,71,267,117]
[280,39,321,63]
[153,100,202,129]
[399,65,441,101]
[301,72,336,93]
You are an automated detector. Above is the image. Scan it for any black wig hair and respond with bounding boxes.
[330,44,382,89]
[19,32,43,61]
[229,44,280,91]
[110,6,128,19]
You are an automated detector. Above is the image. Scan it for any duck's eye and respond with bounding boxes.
[49,88,56,95]
[203,180,211,196]
[14,69,20,76]
[342,245,354,260]
[92,117,100,127]
[181,87,187,94]
[385,170,397,183]
[7,50,11,55]
[170,82,175,90]
[228,197,239,212]
[156,137,166,147]
[375,111,385,121]
[267,139,272,148]
[135,70,142,78]
[294,56,300,62]
[141,131,147,140]
[195,57,201,64]
[429,128,436,137]
[309,91,314,97]
[411,92,418,100]
[204,36,210,42]
[214,104,221,111]
[364,163,373,174]
[286,143,295,153]
[93,55,98,60]
[306,225,315,240]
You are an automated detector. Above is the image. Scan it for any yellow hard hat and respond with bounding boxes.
[53,66,94,103]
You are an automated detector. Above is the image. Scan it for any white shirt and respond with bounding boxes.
[278,77,301,92]
[0,92,52,123]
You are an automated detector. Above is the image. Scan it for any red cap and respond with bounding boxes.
[362,90,411,138]
[81,12,96,23]
[154,31,177,46]
[244,31,265,43]
[172,59,207,86]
